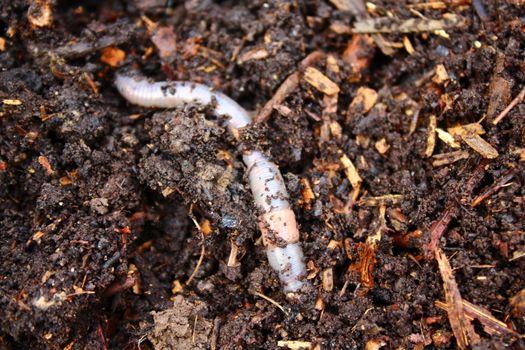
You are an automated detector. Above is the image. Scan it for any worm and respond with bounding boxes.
[115,74,307,292]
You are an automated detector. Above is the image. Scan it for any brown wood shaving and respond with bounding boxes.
[359,195,403,206]
[322,268,334,292]
[304,67,340,95]
[277,340,312,350]
[448,124,498,159]
[352,14,465,34]
[435,248,480,349]
[237,47,269,64]
[436,128,460,149]
[432,150,469,167]
[349,87,378,114]
[425,115,437,158]
[460,133,499,159]
[340,153,362,188]
[433,64,449,85]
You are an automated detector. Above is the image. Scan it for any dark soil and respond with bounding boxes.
[0,0,524,349]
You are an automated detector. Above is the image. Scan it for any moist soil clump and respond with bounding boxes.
[0,1,524,349]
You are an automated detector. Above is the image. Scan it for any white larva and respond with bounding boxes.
[115,73,307,292]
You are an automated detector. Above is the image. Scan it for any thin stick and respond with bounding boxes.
[254,51,324,124]
[186,209,206,286]
[250,290,289,315]
[493,85,525,125]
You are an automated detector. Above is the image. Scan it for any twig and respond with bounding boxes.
[250,290,289,315]
[254,51,324,123]
[471,168,515,207]
[186,211,206,286]
[492,85,525,125]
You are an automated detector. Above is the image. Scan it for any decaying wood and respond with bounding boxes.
[436,299,519,339]
[435,248,480,349]
[432,150,469,167]
[352,14,465,34]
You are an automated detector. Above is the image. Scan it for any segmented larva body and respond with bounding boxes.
[115,74,306,292]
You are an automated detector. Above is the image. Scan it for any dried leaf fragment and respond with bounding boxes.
[304,67,340,95]
[100,47,126,68]
[0,37,5,51]
[349,87,378,114]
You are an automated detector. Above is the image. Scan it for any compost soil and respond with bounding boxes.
[0,0,524,349]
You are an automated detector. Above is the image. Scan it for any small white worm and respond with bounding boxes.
[115,74,307,292]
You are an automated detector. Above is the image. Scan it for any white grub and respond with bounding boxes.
[115,73,307,292]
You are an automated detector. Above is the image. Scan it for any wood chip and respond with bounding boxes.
[100,46,126,68]
[435,248,480,349]
[303,67,340,95]
[237,47,269,64]
[433,64,449,85]
[432,150,469,167]
[343,35,374,81]
[375,138,390,154]
[322,268,334,292]
[460,133,498,159]
[403,36,415,55]
[227,240,240,268]
[0,37,5,51]
[359,194,403,206]
[447,123,498,159]
[436,128,460,149]
[340,153,362,188]
[425,115,437,158]
[2,99,22,105]
[277,340,312,350]
[447,123,485,136]
[352,14,465,34]
[349,87,377,114]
